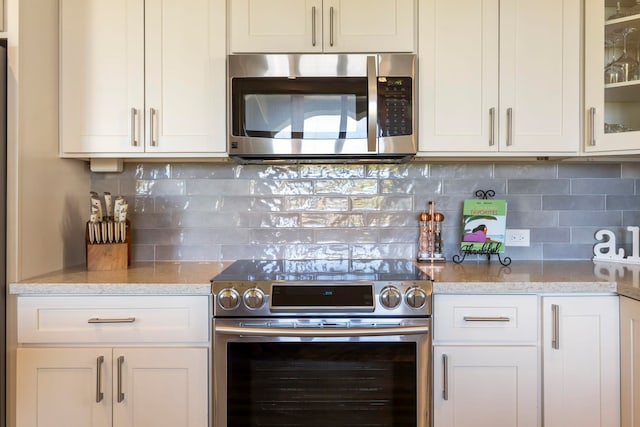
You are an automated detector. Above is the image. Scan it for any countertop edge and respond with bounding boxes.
[9,283,213,295]
[10,280,621,297]
[432,281,618,295]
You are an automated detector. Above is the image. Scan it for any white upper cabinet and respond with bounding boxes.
[228,0,416,53]
[418,0,580,156]
[59,0,144,155]
[584,0,640,154]
[60,0,226,157]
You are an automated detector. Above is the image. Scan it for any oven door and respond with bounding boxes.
[213,318,430,427]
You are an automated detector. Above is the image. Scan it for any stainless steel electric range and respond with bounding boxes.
[211,259,432,427]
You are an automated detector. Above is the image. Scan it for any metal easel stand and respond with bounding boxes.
[452,190,512,267]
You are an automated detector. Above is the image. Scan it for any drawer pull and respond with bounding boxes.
[96,355,104,403]
[88,317,136,324]
[463,316,510,322]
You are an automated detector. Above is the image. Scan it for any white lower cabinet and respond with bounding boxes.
[620,296,640,427]
[433,294,539,427]
[15,295,210,427]
[433,346,538,427]
[542,296,620,427]
[16,347,207,427]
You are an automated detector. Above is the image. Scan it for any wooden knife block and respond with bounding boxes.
[86,221,131,271]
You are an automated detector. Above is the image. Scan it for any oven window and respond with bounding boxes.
[231,77,368,139]
[227,342,417,427]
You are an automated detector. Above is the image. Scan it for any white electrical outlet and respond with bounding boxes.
[506,229,530,247]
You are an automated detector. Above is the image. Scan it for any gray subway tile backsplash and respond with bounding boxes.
[92,161,640,262]
[542,195,606,211]
[558,163,622,178]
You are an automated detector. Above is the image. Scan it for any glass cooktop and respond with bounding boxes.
[211,259,430,282]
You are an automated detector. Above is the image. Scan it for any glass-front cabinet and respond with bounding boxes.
[586,0,640,153]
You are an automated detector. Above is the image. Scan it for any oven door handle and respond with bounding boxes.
[215,324,429,337]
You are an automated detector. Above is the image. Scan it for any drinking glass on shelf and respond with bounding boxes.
[612,27,639,81]
[605,32,624,83]
[609,1,631,20]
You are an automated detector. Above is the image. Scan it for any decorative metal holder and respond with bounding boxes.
[452,190,511,266]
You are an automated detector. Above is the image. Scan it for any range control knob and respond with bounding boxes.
[218,288,240,310]
[243,287,265,309]
[379,286,402,309]
[406,287,428,309]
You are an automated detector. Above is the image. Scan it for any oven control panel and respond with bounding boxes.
[212,280,432,317]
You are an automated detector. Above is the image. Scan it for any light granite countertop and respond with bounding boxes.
[420,260,632,298]
[9,260,640,301]
[8,262,233,295]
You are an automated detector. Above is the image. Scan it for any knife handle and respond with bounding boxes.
[87,222,94,244]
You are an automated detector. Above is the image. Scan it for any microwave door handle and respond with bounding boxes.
[215,324,430,337]
[367,55,377,153]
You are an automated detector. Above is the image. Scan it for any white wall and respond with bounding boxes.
[8,0,89,282]
[6,0,91,425]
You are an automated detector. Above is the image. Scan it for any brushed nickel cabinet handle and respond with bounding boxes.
[312,6,317,47]
[117,355,125,403]
[463,316,510,322]
[96,356,104,403]
[506,107,513,146]
[442,354,449,401]
[329,7,335,47]
[590,107,596,146]
[149,108,157,147]
[130,108,138,147]
[489,107,496,146]
[88,317,136,324]
[551,304,560,350]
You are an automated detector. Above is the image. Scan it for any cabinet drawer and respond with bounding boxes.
[434,294,537,344]
[17,295,210,344]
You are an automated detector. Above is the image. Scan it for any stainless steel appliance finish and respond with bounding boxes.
[211,259,432,427]
[227,54,416,162]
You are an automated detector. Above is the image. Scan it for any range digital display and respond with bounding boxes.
[271,285,374,308]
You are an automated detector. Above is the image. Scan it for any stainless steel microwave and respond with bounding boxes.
[228,54,416,162]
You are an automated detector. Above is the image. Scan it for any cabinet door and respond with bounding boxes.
[498,0,580,153]
[620,296,640,427]
[145,0,226,154]
[433,346,538,427]
[418,0,579,156]
[542,296,620,427]
[229,0,323,53]
[584,0,640,153]
[16,348,112,427]
[112,347,208,427]
[60,0,144,156]
[322,0,415,52]
[418,0,499,153]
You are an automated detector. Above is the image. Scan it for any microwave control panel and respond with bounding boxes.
[377,77,413,137]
